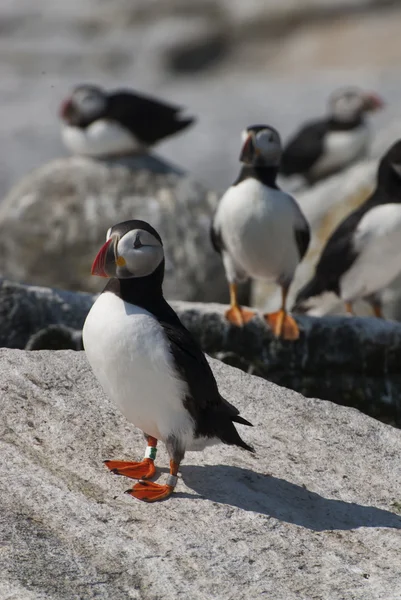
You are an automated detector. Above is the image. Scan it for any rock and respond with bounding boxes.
[0,278,93,350]
[176,302,401,427]
[2,278,401,426]
[1,347,400,599]
[0,154,231,303]
[25,324,83,351]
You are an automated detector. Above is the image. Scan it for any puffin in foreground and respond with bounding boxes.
[83,220,253,502]
[280,87,384,184]
[211,125,310,340]
[60,84,194,157]
[293,139,401,317]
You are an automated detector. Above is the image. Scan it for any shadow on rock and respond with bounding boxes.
[180,464,401,532]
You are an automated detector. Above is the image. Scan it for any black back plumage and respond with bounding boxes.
[280,116,365,180]
[107,90,194,144]
[104,261,254,452]
[280,120,329,177]
[294,140,401,305]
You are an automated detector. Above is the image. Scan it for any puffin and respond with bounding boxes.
[280,87,384,184]
[293,139,401,317]
[82,220,253,502]
[60,84,195,157]
[211,124,310,340]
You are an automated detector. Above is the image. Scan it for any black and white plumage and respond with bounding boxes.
[60,84,195,157]
[280,88,383,184]
[211,125,310,340]
[293,140,401,317]
[83,220,253,502]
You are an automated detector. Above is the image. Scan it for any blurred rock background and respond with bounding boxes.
[2,0,401,308]
[2,0,401,197]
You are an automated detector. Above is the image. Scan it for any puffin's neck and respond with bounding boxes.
[104,269,165,313]
[233,165,279,188]
[328,115,364,131]
[377,164,401,198]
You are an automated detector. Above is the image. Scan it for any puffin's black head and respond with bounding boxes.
[60,84,108,127]
[91,220,164,283]
[377,139,401,185]
[239,125,282,167]
[329,87,384,123]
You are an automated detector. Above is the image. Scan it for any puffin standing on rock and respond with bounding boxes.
[293,140,401,317]
[60,84,194,157]
[280,87,384,184]
[211,125,310,340]
[83,220,253,502]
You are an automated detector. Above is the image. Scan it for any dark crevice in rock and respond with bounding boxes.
[1,278,401,428]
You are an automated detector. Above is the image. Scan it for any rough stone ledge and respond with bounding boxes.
[0,348,401,599]
[1,278,401,426]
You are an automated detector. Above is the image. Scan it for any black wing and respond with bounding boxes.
[108,90,195,144]
[280,119,329,177]
[301,190,382,300]
[210,219,224,254]
[159,310,253,451]
[294,225,310,261]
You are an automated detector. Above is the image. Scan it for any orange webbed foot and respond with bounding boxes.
[126,480,175,502]
[225,306,256,327]
[104,458,156,480]
[265,310,300,340]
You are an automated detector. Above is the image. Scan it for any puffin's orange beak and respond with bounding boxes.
[91,238,114,277]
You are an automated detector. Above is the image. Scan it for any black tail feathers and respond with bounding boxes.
[232,414,253,427]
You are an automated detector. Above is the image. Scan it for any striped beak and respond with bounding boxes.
[91,238,115,277]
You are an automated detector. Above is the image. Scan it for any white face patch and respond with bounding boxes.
[330,89,365,122]
[106,227,112,241]
[116,228,164,278]
[253,128,282,165]
[73,88,107,119]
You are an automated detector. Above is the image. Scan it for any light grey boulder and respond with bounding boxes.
[1,278,401,426]
[0,154,229,302]
[1,348,400,600]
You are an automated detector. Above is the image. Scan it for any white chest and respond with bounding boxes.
[61,119,143,157]
[340,203,401,300]
[310,125,369,179]
[82,292,192,441]
[215,179,300,280]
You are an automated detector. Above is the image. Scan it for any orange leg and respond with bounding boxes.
[345,301,354,315]
[264,286,300,340]
[104,436,157,480]
[225,282,256,327]
[371,302,383,318]
[126,459,180,503]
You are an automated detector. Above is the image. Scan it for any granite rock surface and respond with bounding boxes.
[1,348,401,599]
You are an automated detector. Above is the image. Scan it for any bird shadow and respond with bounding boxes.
[179,464,401,532]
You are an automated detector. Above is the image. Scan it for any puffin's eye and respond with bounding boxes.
[133,237,143,249]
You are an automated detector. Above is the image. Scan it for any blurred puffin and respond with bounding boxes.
[211,125,310,340]
[83,220,253,503]
[60,84,194,157]
[280,87,384,184]
[293,139,401,317]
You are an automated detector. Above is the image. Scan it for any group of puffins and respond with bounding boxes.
[59,83,401,501]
